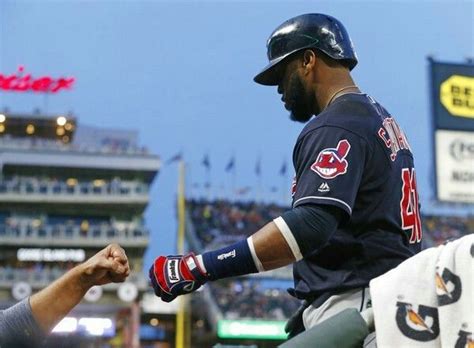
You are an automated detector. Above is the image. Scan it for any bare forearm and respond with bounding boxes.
[251,221,296,270]
[30,264,90,333]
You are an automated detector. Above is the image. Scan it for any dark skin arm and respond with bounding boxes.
[251,221,296,270]
[29,243,130,333]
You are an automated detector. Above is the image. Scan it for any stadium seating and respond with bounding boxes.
[208,279,299,320]
[0,176,148,196]
[423,214,474,245]
[186,198,473,321]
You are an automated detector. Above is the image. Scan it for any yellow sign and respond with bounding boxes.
[440,75,474,118]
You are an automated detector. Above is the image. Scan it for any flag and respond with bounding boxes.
[236,186,251,195]
[202,154,211,170]
[279,160,287,176]
[166,152,182,164]
[255,157,261,176]
[225,156,235,172]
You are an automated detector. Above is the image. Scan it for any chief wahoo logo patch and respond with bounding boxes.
[311,139,351,179]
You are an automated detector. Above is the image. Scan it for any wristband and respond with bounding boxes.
[201,239,258,281]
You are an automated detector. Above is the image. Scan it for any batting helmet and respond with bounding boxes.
[254,13,358,86]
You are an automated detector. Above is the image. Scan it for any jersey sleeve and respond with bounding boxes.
[292,126,368,217]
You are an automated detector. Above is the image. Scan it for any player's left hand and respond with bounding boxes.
[149,253,208,302]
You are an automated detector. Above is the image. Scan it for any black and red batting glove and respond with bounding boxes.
[148,252,208,302]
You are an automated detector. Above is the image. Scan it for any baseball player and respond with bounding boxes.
[149,13,422,337]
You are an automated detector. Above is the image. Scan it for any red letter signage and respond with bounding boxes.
[0,66,75,94]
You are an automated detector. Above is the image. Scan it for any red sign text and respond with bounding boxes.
[0,66,75,94]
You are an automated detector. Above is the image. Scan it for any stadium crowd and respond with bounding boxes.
[0,176,147,196]
[423,214,474,245]
[0,134,148,155]
[187,199,473,249]
[187,198,473,320]
[209,279,299,320]
[0,262,76,285]
[187,199,286,250]
[0,214,148,240]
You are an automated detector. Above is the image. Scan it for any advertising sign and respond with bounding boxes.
[435,130,474,203]
[217,319,287,340]
[431,61,474,131]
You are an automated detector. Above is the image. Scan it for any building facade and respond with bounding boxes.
[0,111,160,346]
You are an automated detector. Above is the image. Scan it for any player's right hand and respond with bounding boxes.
[79,243,130,288]
[148,252,208,302]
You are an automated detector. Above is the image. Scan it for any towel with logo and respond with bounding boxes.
[370,234,473,347]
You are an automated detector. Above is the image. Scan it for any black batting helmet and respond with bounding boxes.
[254,13,358,86]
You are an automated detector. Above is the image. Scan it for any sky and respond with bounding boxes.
[0,0,473,270]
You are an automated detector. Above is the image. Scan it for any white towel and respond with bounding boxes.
[370,234,474,348]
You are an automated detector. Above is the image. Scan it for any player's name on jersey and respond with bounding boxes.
[377,117,412,161]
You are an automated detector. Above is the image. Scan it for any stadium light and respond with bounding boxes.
[0,124,4,133]
[56,116,67,126]
[78,318,113,336]
[0,114,5,123]
[56,127,65,136]
[93,179,105,187]
[66,178,78,186]
[52,317,77,333]
[26,124,35,135]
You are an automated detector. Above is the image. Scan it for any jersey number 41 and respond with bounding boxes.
[400,168,422,244]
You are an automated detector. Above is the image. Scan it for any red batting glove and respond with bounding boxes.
[148,253,208,302]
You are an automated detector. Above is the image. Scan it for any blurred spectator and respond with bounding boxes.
[187,199,473,320]
[209,279,299,320]
[423,215,473,245]
[0,215,148,240]
[187,199,287,250]
[0,175,148,197]
[187,199,473,250]
[0,134,148,155]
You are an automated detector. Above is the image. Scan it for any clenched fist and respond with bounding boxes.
[78,243,130,288]
[149,253,208,302]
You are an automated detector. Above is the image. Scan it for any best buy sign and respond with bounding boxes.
[440,75,474,118]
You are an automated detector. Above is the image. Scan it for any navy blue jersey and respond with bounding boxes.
[290,93,422,300]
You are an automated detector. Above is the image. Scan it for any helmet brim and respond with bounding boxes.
[253,55,287,86]
[253,47,310,86]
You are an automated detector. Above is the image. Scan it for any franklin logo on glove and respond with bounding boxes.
[167,260,180,283]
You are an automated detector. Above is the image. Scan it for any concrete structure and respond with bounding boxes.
[0,111,160,346]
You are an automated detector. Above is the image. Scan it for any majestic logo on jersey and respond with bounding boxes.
[311,140,351,179]
[318,182,330,193]
[395,302,440,342]
[435,267,462,306]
